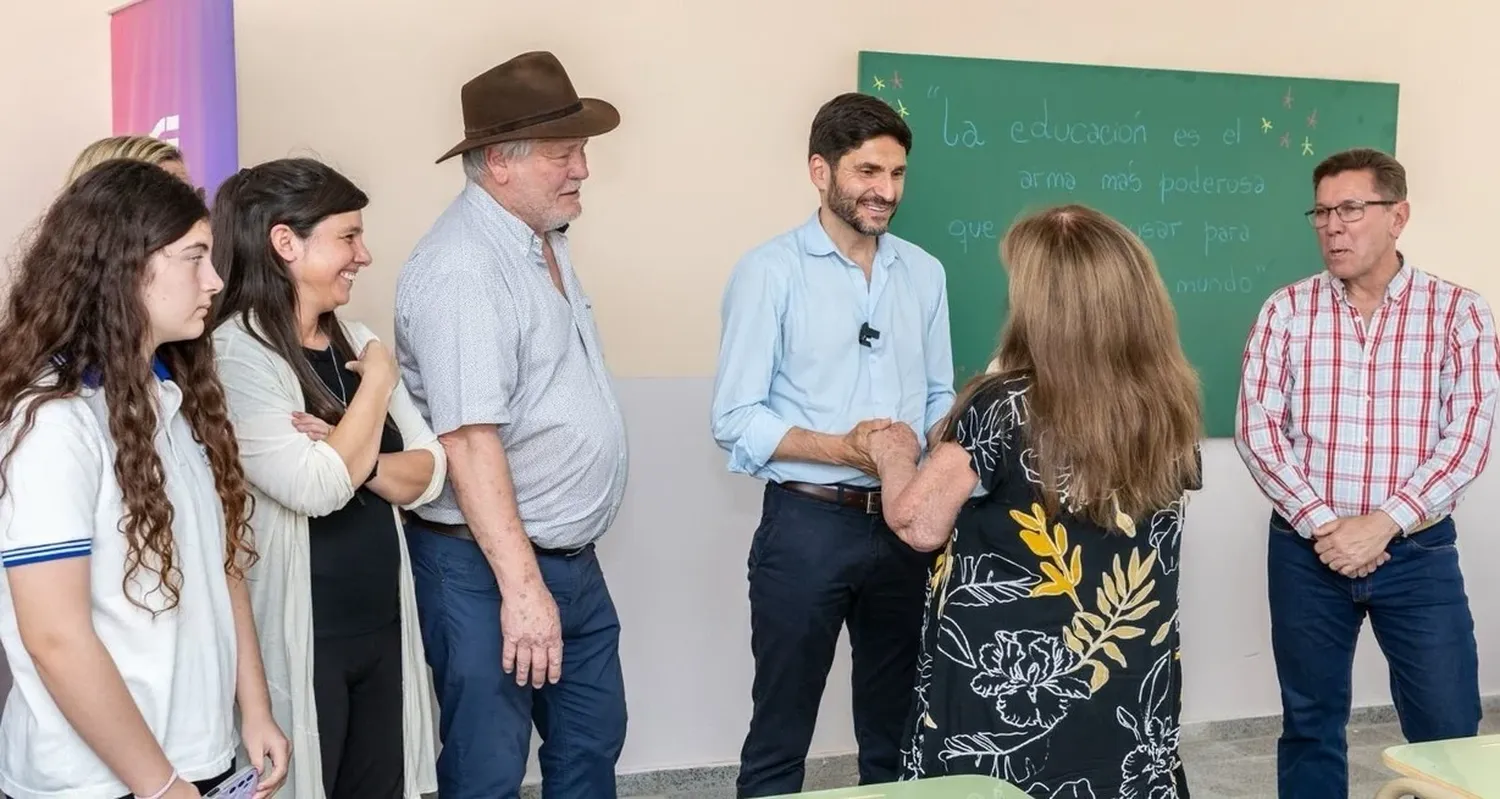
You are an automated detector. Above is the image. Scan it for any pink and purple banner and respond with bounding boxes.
[110,0,238,199]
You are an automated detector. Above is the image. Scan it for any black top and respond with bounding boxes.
[302,346,405,638]
[901,375,1199,798]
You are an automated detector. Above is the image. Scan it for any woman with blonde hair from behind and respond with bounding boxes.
[65,135,190,185]
[868,204,1203,798]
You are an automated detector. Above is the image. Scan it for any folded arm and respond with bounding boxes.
[215,343,357,518]
[367,449,436,507]
[363,395,444,509]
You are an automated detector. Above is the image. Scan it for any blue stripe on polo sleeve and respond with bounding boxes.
[2,538,93,567]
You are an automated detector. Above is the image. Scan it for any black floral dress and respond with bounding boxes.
[901,376,1197,799]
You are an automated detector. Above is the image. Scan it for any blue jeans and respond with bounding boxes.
[404,524,627,799]
[1267,514,1480,798]
[736,483,933,798]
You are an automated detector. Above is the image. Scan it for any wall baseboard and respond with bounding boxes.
[518,695,1499,798]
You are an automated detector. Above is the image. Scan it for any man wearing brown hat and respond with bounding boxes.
[394,51,630,799]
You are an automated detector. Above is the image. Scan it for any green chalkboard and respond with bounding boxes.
[856,51,1399,438]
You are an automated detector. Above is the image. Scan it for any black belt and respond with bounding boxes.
[779,481,882,515]
[401,512,592,557]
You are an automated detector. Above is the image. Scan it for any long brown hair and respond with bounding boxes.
[941,204,1203,527]
[0,159,257,612]
[208,158,369,425]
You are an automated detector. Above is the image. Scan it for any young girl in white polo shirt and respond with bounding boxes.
[0,160,290,799]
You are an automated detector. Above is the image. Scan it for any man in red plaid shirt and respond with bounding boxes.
[1235,147,1499,798]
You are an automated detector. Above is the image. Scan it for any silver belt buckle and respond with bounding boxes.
[865,491,882,515]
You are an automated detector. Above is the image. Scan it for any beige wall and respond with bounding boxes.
[8,1,1496,375]
[2,0,1498,781]
[229,0,1494,378]
[0,0,115,262]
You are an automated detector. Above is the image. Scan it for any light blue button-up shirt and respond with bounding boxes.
[710,211,956,488]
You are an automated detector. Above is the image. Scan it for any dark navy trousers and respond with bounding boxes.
[1267,514,1480,798]
[736,483,934,798]
[405,524,626,799]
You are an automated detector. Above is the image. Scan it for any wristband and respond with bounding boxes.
[136,770,178,799]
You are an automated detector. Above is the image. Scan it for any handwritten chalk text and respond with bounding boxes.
[1019,169,1077,191]
[1101,161,1144,193]
[1175,264,1259,294]
[1159,168,1266,204]
[1009,100,1147,147]
[948,219,998,253]
[1203,222,1252,256]
[1176,276,1254,294]
[942,98,987,148]
[1223,118,1242,145]
[1130,220,1184,241]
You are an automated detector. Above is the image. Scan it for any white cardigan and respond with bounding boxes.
[213,313,440,799]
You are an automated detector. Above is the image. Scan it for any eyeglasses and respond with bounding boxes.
[1305,199,1398,228]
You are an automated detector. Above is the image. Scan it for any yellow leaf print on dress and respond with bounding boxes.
[1013,502,1162,696]
[1009,504,1084,610]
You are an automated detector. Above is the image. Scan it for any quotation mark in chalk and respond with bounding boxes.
[928,86,941,99]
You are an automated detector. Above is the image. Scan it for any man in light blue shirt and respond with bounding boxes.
[710,92,955,797]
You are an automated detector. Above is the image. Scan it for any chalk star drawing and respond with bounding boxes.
[1280,131,1291,148]
[1261,117,1274,133]
[1306,108,1318,128]
[896,98,909,118]
[892,70,903,89]
[872,75,886,91]
[1283,87,1294,108]
[1302,136,1314,156]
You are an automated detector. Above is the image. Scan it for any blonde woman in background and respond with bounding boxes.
[66,135,189,185]
[868,205,1203,798]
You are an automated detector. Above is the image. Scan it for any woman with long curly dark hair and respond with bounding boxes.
[0,159,289,799]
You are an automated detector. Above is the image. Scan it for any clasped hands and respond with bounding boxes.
[1312,511,1401,578]
[843,418,921,476]
[850,421,1402,578]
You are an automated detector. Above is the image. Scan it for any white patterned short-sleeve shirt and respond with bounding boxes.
[394,182,629,549]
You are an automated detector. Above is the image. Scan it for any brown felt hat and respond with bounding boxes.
[436,51,620,163]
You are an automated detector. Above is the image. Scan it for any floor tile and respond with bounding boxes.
[607,710,1456,798]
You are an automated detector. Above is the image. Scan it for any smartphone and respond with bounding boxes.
[202,765,259,799]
